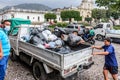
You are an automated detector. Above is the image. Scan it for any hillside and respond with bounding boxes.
[1,3,52,11]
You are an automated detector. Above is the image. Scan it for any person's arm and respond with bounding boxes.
[77,39,85,45]
[93,51,109,55]
[0,42,3,59]
[93,46,113,56]
[92,46,103,50]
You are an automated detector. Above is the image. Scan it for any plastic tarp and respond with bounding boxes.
[8,18,31,35]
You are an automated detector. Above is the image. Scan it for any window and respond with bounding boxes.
[67,26,74,28]
[11,14,14,18]
[88,4,90,7]
[107,24,110,28]
[98,24,103,28]
[94,24,103,29]
[81,26,85,28]
[27,16,29,19]
[59,17,61,21]
[75,26,78,29]
[38,16,40,21]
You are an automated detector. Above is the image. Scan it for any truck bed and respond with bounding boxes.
[18,41,92,70]
[106,33,120,43]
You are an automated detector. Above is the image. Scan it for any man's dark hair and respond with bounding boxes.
[2,20,10,24]
[104,37,112,43]
[72,31,78,34]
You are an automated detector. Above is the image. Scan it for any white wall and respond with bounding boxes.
[56,15,62,22]
[14,12,45,23]
[0,11,61,23]
[0,13,12,21]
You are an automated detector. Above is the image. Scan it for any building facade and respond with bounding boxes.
[0,7,62,24]
[53,0,94,21]
[78,0,94,21]
[0,0,94,23]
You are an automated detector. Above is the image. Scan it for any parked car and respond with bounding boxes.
[63,23,85,35]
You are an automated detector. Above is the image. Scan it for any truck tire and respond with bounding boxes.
[10,49,18,61]
[32,62,47,80]
[97,35,104,41]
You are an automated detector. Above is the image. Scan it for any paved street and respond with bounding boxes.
[5,41,120,80]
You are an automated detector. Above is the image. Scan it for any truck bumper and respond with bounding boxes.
[83,61,94,69]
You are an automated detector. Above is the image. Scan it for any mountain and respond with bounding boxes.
[1,3,52,11]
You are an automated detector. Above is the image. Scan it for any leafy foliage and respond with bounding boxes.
[61,10,82,21]
[48,23,68,28]
[85,17,92,22]
[44,13,56,21]
[92,9,107,20]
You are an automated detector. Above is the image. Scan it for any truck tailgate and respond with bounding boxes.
[63,47,92,69]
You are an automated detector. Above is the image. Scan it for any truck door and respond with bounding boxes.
[94,24,104,36]
[106,24,111,30]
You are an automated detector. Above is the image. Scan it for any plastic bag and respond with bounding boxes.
[55,39,64,47]
[30,28,41,35]
[68,34,82,46]
[58,46,71,54]
[42,30,57,42]
[48,42,56,48]
[29,35,45,45]
[37,44,45,49]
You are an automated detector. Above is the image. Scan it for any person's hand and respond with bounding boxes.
[92,46,95,48]
[0,53,3,59]
[92,52,96,56]
[77,40,85,45]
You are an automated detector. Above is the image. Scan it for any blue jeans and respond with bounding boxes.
[0,56,9,80]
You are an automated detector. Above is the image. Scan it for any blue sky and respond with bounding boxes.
[0,0,95,9]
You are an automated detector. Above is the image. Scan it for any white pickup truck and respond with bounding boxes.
[9,25,94,80]
[94,23,120,43]
[94,23,113,41]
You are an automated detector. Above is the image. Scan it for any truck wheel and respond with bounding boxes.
[32,62,47,80]
[97,35,104,41]
[10,49,18,61]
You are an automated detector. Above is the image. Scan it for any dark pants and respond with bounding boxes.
[104,65,118,75]
[0,56,9,80]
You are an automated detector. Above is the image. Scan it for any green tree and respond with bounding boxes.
[44,13,56,21]
[92,9,107,23]
[96,0,120,11]
[96,0,120,25]
[85,17,92,23]
[61,10,82,22]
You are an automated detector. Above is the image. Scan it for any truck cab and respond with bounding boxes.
[94,23,113,41]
